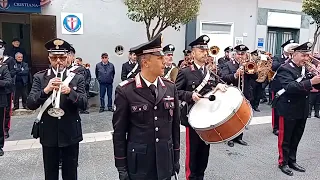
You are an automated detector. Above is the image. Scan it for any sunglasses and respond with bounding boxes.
[49,56,67,62]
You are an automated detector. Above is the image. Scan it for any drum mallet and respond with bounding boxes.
[199,95,216,101]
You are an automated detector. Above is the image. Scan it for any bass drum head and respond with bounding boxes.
[188,86,243,130]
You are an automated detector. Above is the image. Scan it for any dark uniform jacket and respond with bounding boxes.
[27,68,87,147]
[112,75,180,180]
[3,56,16,93]
[121,60,140,81]
[0,65,12,107]
[275,61,318,120]
[175,63,217,127]
[218,56,230,69]
[220,60,258,102]
[271,56,288,92]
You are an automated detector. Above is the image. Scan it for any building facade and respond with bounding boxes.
[0,0,316,88]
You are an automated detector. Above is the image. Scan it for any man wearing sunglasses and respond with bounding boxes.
[220,44,258,147]
[112,33,180,180]
[27,38,87,180]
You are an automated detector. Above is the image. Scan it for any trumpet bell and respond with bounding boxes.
[48,108,65,118]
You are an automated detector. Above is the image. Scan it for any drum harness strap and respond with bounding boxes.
[127,63,139,79]
[36,71,76,121]
[164,65,175,79]
[181,68,210,107]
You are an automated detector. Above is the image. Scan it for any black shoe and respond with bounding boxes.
[315,115,320,118]
[0,148,3,156]
[253,107,261,112]
[273,130,279,136]
[267,101,272,105]
[80,110,89,114]
[227,141,234,147]
[235,139,248,146]
[4,132,9,139]
[289,163,306,172]
[279,165,293,176]
[13,107,19,111]
[108,107,114,112]
[261,99,268,103]
[99,109,104,113]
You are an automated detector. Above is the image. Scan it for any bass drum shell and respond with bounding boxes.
[188,86,253,144]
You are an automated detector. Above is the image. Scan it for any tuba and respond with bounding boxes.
[256,54,273,83]
[47,65,65,118]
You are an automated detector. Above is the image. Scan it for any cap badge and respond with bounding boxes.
[240,45,245,50]
[203,36,209,43]
[290,40,294,43]
[307,42,312,48]
[161,35,164,46]
[53,40,64,49]
[169,45,174,50]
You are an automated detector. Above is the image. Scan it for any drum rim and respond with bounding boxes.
[188,87,244,130]
[197,99,253,144]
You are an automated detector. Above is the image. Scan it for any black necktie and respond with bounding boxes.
[149,84,158,99]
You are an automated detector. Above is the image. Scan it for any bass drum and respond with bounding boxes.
[188,86,253,144]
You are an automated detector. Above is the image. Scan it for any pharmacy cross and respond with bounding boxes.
[68,17,77,30]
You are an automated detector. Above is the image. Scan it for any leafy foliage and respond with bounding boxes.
[124,0,201,40]
[303,0,320,51]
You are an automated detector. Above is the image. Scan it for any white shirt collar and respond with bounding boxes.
[52,67,66,76]
[140,75,158,87]
[194,62,205,70]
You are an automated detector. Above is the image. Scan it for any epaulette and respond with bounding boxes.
[35,69,48,75]
[161,77,174,84]
[119,78,135,87]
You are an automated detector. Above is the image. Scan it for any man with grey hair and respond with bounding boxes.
[13,52,29,110]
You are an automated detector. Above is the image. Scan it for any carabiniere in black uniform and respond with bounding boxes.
[121,50,140,81]
[112,33,180,180]
[270,39,295,136]
[274,42,320,176]
[220,44,257,147]
[27,38,87,180]
[175,35,218,180]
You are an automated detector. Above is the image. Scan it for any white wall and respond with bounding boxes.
[258,0,302,11]
[41,0,185,87]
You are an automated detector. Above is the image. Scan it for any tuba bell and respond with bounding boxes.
[47,65,65,118]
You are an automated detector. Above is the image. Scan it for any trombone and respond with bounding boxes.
[47,65,65,118]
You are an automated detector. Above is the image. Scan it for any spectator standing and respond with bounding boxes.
[4,38,28,63]
[13,52,29,110]
[95,53,115,113]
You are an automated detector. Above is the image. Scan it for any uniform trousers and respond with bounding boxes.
[272,92,279,131]
[252,82,263,108]
[42,143,79,180]
[185,127,210,180]
[278,116,307,166]
[309,92,320,116]
[0,108,6,148]
[4,93,12,133]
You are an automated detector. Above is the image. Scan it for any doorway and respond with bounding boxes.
[0,13,57,75]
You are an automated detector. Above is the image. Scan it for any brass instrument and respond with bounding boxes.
[240,53,257,74]
[256,54,273,83]
[47,65,65,118]
[209,46,220,57]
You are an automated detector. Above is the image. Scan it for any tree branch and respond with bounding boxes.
[144,19,151,40]
[151,17,162,38]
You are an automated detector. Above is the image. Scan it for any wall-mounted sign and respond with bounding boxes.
[0,0,42,13]
[257,38,264,48]
[61,12,84,35]
[235,37,243,46]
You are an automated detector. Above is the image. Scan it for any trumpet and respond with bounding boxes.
[47,65,65,118]
[209,46,220,57]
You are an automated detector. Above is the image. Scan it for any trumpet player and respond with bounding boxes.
[27,38,87,180]
[272,42,320,176]
[220,44,258,147]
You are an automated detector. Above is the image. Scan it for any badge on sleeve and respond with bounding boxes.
[73,86,77,90]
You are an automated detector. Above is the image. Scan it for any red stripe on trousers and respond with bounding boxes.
[2,108,5,143]
[278,116,284,165]
[271,92,275,128]
[185,127,191,180]
[8,93,13,128]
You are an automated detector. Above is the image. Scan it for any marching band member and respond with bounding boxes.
[178,50,192,68]
[309,63,320,118]
[27,38,87,180]
[0,50,13,156]
[251,49,263,112]
[121,50,140,81]
[175,35,227,180]
[0,39,16,139]
[218,46,232,69]
[273,42,320,176]
[112,33,180,180]
[270,40,296,136]
[163,44,178,82]
[220,44,257,147]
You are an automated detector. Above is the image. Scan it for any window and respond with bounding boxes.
[115,45,124,56]
[202,23,231,34]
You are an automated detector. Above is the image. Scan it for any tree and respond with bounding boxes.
[302,0,320,52]
[124,0,201,40]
